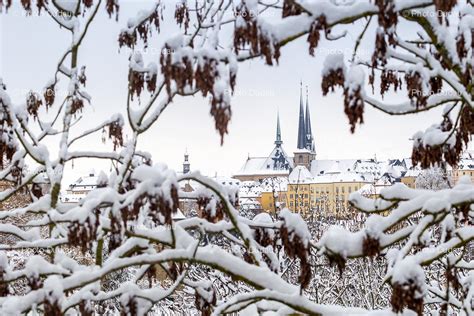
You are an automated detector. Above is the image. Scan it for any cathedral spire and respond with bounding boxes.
[275,111,283,146]
[304,85,313,151]
[297,81,306,149]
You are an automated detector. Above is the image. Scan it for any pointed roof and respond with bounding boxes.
[297,82,306,149]
[304,86,313,151]
[275,111,282,146]
[262,145,294,171]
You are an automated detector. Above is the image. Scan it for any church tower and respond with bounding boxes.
[294,84,316,170]
[183,150,190,174]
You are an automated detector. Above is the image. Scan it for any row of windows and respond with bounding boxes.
[289,185,360,194]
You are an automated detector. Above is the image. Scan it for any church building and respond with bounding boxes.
[233,84,315,182]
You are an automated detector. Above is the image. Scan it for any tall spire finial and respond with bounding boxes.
[304,86,314,153]
[297,82,306,149]
[275,111,282,146]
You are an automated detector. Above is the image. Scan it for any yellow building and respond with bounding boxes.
[286,166,370,219]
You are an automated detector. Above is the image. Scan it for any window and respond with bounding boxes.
[348,187,352,193]
[304,194,308,198]
[290,202,293,207]
[299,155,303,162]
[290,194,293,199]
[342,187,345,193]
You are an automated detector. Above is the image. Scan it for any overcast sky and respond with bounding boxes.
[1,1,453,186]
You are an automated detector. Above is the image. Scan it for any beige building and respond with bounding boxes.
[286,166,370,219]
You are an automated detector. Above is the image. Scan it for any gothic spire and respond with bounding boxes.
[275,111,283,146]
[304,85,313,150]
[297,81,306,149]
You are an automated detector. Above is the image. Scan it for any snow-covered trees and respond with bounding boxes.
[415,167,451,190]
[0,0,473,315]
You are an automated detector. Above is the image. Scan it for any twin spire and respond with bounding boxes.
[297,82,315,151]
[274,82,315,152]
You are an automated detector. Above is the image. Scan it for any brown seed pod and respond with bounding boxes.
[106,0,119,20]
[391,278,424,316]
[175,2,190,33]
[26,91,43,120]
[148,185,179,226]
[108,119,124,150]
[70,97,84,115]
[343,86,364,133]
[195,286,216,316]
[210,98,231,145]
[44,295,62,316]
[372,30,387,69]
[307,15,327,56]
[380,70,401,97]
[321,67,344,96]
[118,5,161,48]
[0,0,13,12]
[362,234,380,257]
[43,84,55,107]
[279,220,311,289]
[282,0,302,17]
[233,2,280,66]
[67,209,100,253]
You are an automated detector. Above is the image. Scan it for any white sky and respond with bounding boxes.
[0,1,452,186]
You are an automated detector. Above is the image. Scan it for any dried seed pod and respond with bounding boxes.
[78,66,87,86]
[391,278,424,316]
[67,209,100,253]
[429,76,443,94]
[195,286,216,316]
[362,234,380,257]
[128,70,145,101]
[321,67,344,95]
[106,0,119,20]
[44,295,62,316]
[372,30,387,70]
[26,91,43,120]
[210,98,231,145]
[380,70,401,97]
[21,0,32,14]
[233,2,280,66]
[343,86,364,133]
[433,0,457,23]
[307,15,327,56]
[405,71,428,109]
[279,211,311,289]
[0,0,13,12]
[148,185,179,226]
[118,5,161,48]
[282,0,302,17]
[0,254,9,297]
[197,196,225,223]
[374,0,397,45]
[160,46,194,96]
[175,2,190,32]
[70,97,84,115]
[43,84,55,107]
[79,300,94,316]
[108,119,124,150]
